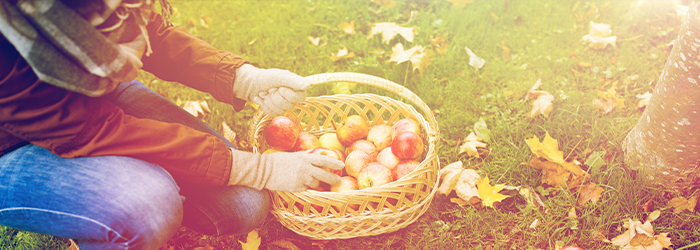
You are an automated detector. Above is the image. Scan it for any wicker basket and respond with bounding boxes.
[246,72,440,240]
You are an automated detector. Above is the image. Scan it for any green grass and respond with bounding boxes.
[3,0,700,249]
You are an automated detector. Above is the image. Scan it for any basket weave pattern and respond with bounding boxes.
[247,73,440,239]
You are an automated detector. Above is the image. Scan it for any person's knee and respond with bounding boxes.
[231,186,270,234]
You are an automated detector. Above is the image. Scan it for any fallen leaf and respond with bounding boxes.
[519,186,548,210]
[636,92,653,109]
[647,210,661,222]
[450,197,470,206]
[529,219,539,229]
[458,132,487,158]
[530,159,573,188]
[568,207,577,218]
[240,230,261,250]
[430,32,449,55]
[464,46,485,71]
[331,47,355,62]
[368,22,414,44]
[666,196,697,213]
[477,174,510,208]
[527,79,554,118]
[371,0,396,8]
[437,161,481,201]
[437,161,465,195]
[582,21,617,50]
[501,40,510,61]
[308,36,320,46]
[525,132,565,164]
[473,117,491,143]
[182,100,210,121]
[595,86,625,114]
[389,43,428,73]
[222,122,236,143]
[339,20,355,35]
[577,183,604,205]
[447,0,473,9]
[269,239,301,250]
[611,219,672,250]
[584,150,606,175]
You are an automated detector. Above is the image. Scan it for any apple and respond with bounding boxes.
[357,162,394,189]
[336,115,369,146]
[265,116,300,151]
[391,131,424,160]
[347,140,377,160]
[319,133,346,152]
[330,176,359,192]
[345,150,372,177]
[310,148,344,176]
[262,148,284,154]
[561,246,583,250]
[376,147,400,170]
[392,160,420,180]
[367,124,393,151]
[391,118,420,140]
[291,132,321,151]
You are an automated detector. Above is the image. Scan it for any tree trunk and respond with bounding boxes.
[624,2,700,191]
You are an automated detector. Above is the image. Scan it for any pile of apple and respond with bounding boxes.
[264,115,425,192]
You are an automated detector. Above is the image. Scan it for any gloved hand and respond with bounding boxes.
[227,148,344,192]
[233,64,309,116]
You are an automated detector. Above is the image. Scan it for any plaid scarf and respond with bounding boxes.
[0,0,171,97]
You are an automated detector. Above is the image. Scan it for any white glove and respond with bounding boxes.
[233,64,309,116]
[227,149,344,192]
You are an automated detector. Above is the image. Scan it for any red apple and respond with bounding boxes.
[347,140,377,160]
[357,162,393,189]
[391,131,424,160]
[291,132,321,152]
[265,116,300,151]
[367,124,393,151]
[330,176,359,192]
[376,147,400,170]
[391,118,420,140]
[345,150,371,177]
[337,115,369,146]
[392,160,420,180]
[310,148,344,176]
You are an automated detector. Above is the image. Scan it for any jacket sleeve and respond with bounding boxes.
[141,13,248,111]
[0,36,232,186]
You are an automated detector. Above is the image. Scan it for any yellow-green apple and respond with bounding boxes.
[265,116,300,150]
[392,160,420,180]
[291,132,321,152]
[367,124,393,151]
[391,131,424,160]
[337,115,369,146]
[357,162,394,189]
[347,140,377,160]
[330,176,359,192]
[376,147,400,170]
[310,147,344,176]
[391,118,420,140]
[345,150,371,177]
[262,148,284,154]
[319,133,346,152]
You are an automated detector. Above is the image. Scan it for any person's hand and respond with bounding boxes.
[233,64,309,116]
[227,149,344,192]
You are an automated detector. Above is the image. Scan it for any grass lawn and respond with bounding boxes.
[2,0,699,249]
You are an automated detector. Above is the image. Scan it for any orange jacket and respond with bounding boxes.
[0,13,247,186]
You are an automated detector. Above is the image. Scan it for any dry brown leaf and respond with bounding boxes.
[595,87,625,114]
[430,32,449,55]
[667,196,697,213]
[611,219,672,250]
[308,36,320,46]
[269,239,301,250]
[577,183,604,205]
[447,0,473,9]
[371,0,396,8]
[389,43,428,73]
[636,92,653,109]
[331,47,355,62]
[437,161,481,201]
[450,197,470,206]
[368,23,414,44]
[222,122,236,143]
[458,132,487,157]
[437,161,464,195]
[339,21,355,35]
[464,46,485,71]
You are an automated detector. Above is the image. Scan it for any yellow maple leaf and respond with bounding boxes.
[525,133,587,177]
[594,86,625,114]
[636,92,653,109]
[611,219,672,250]
[458,132,487,157]
[430,32,449,55]
[389,43,428,73]
[371,0,396,8]
[666,196,697,213]
[339,20,355,35]
[240,230,261,250]
[447,0,473,9]
[477,174,509,208]
[331,47,355,62]
[368,22,414,44]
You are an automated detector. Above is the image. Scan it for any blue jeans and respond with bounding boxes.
[0,80,270,250]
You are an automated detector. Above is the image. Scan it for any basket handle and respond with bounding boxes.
[305,72,439,140]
